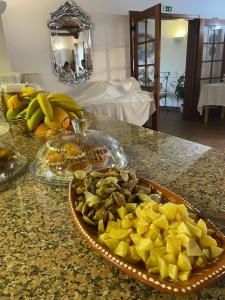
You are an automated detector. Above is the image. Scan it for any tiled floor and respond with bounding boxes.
[146,109,225,151]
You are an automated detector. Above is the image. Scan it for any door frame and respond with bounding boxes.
[129,4,161,130]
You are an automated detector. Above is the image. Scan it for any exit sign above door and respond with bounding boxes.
[162,6,172,12]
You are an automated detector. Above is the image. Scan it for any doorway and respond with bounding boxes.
[160,19,188,111]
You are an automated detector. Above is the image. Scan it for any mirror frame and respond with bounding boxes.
[47,1,93,87]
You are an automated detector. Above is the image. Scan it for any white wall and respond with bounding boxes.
[0,16,11,72]
[2,0,225,95]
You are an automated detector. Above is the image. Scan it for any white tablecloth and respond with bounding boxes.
[73,79,156,126]
[198,83,225,115]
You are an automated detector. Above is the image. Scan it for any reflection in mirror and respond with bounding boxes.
[48,1,93,87]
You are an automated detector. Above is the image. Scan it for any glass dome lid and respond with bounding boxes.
[0,139,27,184]
[30,122,128,186]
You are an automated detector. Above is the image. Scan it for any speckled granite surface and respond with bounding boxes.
[1,113,225,300]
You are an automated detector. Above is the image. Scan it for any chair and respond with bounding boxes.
[160,72,170,107]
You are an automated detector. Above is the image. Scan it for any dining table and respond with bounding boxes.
[1,112,225,299]
[198,82,225,123]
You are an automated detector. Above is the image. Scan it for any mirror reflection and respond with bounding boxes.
[48,1,93,87]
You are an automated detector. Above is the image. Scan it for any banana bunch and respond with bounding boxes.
[25,92,83,133]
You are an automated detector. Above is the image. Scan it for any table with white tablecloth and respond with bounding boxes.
[198,83,225,122]
[73,78,156,126]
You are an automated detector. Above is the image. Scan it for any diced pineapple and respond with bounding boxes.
[148,266,159,274]
[177,222,191,236]
[130,233,142,246]
[164,253,177,264]
[178,271,191,281]
[169,221,179,229]
[177,233,190,248]
[145,224,160,241]
[195,256,207,268]
[177,252,192,271]
[210,246,224,258]
[114,241,129,257]
[197,219,207,236]
[121,219,133,229]
[98,233,110,243]
[154,233,163,247]
[98,219,105,233]
[124,212,135,220]
[166,236,181,254]
[168,264,178,280]
[186,222,202,238]
[144,209,159,222]
[153,214,168,230]
[175,211,182,221]
[104,238,120,251]
[136,218,149,235]
[125,203,137,213]
[137,237,153,251]
[177,204,189,219]
[105,221,120,233]
[186,239,203,256]
[117,206,127,219]
[135,205,142,218]
[151,246,166,257]
[109,228,132,240]
[128,245,141,261]
[146,253,158,268]
[158,257,168,279]
[135,246,149,262]
[159,202,177,222]
[199,235,217,248]
[202,248,211,258]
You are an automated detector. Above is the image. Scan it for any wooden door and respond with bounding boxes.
[130,4,161,130]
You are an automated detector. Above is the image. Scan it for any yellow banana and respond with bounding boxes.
[50,99,82,113]
[26,97,40,119]
[27,107,44,131]
[37,93,53,122]
[47,93,75,103]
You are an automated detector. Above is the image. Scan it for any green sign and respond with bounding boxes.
[163,6,172,13]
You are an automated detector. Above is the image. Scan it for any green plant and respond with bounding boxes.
[175,75,185,100]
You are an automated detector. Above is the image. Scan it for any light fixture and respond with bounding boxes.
[0,1,6,15]
[174,29,186,42]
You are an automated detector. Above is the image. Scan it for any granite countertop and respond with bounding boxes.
[1,113,225,299]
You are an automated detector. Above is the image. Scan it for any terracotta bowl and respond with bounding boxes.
[68,171,225,296]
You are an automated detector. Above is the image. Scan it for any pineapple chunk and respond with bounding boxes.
[158,257,168,279]
[177,233,190,248]
[154,233,163,247]
[199,235,217,248]
[178,271,191,281]
[168,264,178,280]
[145,224,160,241]
[164,253,177,264]
[186,222,202,238]
[177,222,191,236]
[130,233,142,245]
[124,212,135,220]
[136,218,149,235]
[128,245,141,261]
[121,219,133,229]
[117,206,127,219]
[177,204,189,219]
[148,266,159,274]
[153,214,168,230]
[177,252,192,271]
[104,238,120,251]
[210,246,224,258]
[137,237,153,251]
[159,202,177,222]
[98,233,110,243]
[144,208,159,222]
[105,221,120,233]
[109,228,132,240]
[151,246,166,257]
[197,219,208,236]
[186,239,203,256]
[98,219,105,233]
[195,256,207,268]
[146,253,158,268]
[135,246,149,262]
[166,236,181,254]
[114,241,129,257]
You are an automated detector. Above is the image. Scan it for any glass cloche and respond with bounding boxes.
[30,119,128,186]
[0,139,27,184]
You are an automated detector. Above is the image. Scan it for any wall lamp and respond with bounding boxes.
[174,30,186,42]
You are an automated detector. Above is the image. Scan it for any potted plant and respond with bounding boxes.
[175,75,185,112]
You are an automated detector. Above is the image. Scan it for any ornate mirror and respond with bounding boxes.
[47,1,93,87]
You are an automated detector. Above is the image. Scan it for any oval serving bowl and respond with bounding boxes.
[68,172,225,296]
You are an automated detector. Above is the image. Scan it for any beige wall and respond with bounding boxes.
[0,16,11,72]
[2,0,129,95]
